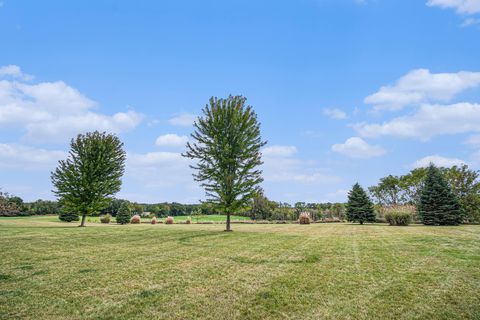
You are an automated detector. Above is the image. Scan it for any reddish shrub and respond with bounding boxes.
[165,216,174,224]
[130,215,141,224]
[151,217,157,225]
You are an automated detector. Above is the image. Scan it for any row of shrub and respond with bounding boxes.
[94,212,343,225]
[99,215,191,225]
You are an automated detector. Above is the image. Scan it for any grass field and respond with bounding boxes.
[1,216,479,319]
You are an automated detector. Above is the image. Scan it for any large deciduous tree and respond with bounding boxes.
[183,95,266,231]
[368,175,403,205]
[444,165,480,223]
[51,131,126,227]
[418,164,462,225]
[346,183,375,225]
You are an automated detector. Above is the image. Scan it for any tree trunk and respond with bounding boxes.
[79,214,87,227]
[225,212,232,232]
[360,221,364,225]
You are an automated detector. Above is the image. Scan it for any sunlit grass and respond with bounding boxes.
[1,217,479,319]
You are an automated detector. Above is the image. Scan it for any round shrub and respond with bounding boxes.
[299,212,311,225]
[165,216,174,224]
[151,217,157,224]
[186,218,192,224]
[59,212,79,222]
[130,214,141,224]
[100,214,111,224]
[385,211,412,226]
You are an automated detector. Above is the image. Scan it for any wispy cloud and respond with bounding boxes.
[323,108,347,120]
[168,112,197,127]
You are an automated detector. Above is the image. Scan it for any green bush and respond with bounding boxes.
[385,211,412,226]
[59,211,79,222]
[100,214,111,224]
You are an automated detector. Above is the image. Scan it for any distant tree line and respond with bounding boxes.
[0,191,61,217]
[0,190,346,222]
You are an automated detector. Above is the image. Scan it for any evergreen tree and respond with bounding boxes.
[51,131,126,227]
[183,95,266,231]
[59,211,79,222]
[418,164,462,225]
[346,183,375,224]
[116,202,131,225]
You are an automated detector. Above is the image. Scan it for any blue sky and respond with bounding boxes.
[1,0,480,204]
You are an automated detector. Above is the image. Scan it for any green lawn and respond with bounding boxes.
[1,217,479,319]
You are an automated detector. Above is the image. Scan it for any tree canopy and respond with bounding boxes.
[183,95,266,231]
[51,131,126,227]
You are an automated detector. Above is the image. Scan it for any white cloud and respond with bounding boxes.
[413,155,467,168]
[127,151,187,169]
[332,137,386,159]
[355,103,480,140]
[168,113,197,127]
[321,189,349,203]
[0,65,33,81]
[427,0,480,14]
[323,108,347,120]
[461,17,480,26]
[155,134,189,147]
[123,151,202,202]
[0,66,143,143]
[261,145,340,185]
[464,134,480,146]
[0,143,66,169]
[262,145,297,157]
[364,69,480,111]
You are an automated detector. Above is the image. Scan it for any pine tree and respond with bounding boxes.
[58,211,79,222]
[418,164,462,225]
[183,95,266,232]
[116,202,131,225]
[346,183,375,224]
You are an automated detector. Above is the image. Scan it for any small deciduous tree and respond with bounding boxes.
[346,183,375,225]
[183,95,266,231]
[51,131,126,227]
[418,164,462,225]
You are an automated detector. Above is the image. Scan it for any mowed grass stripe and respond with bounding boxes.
[1,218,479,319]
